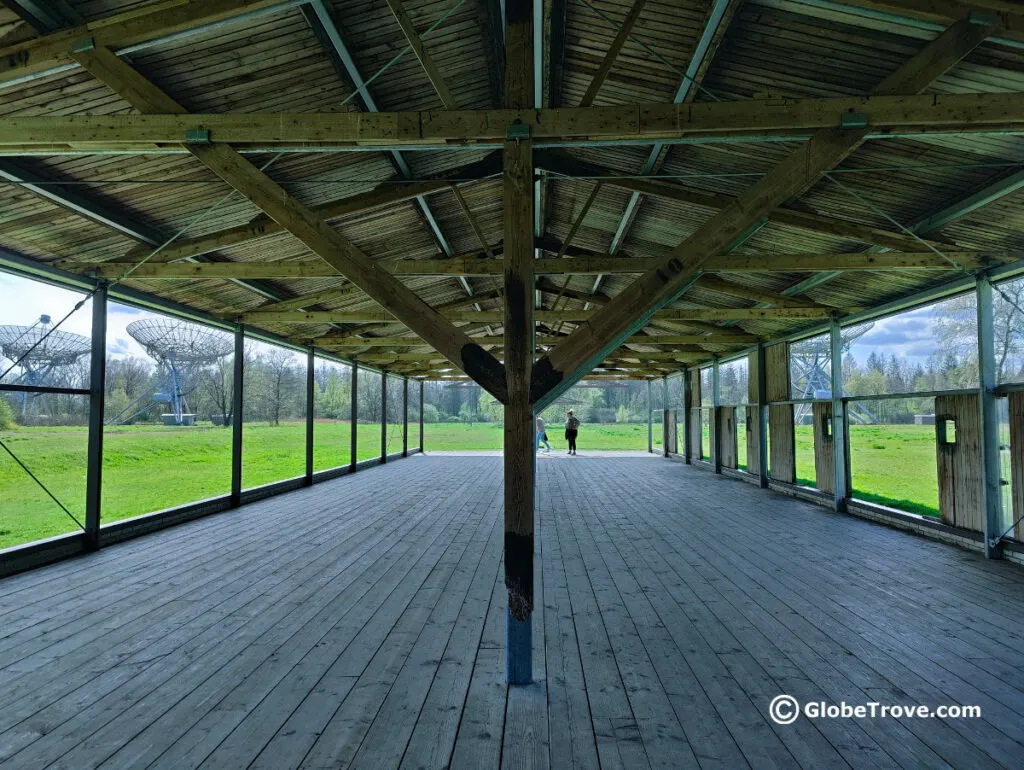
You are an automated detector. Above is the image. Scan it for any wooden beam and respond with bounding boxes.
[832,0,1024,44]
[530,17,995,409]
[696,275,828,308]
[578,0,646,107]
[313,333,755,347]
[6,91,1024,150]
[451,185,496,257]
[242,307,834,324]
[56,154,500,267]
[72,44,507,402]
[708,251,992,272]
[254,285,362,314]
[536,151,961,253]
[84,249,995,279]
[502,0,535,686]
[384,0,458,108]
[0,0,285,84]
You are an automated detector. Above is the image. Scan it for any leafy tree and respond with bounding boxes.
[0,396,14,430]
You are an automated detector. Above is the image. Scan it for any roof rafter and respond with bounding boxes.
[384,0,458,109]
[578,0,647,107]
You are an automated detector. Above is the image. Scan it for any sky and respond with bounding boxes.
[0,272,150,365]
[0,272,317,378]
[846,305,945,367]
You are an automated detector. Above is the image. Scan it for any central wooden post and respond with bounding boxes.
[504,0,536,686]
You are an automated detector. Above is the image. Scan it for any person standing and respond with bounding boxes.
[536,415,551,452]
[565,410,580,455]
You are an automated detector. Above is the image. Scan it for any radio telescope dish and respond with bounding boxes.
[115,318,232,426]
[791,324,876,424]
[127,318,232,365]
[0,316,91,419]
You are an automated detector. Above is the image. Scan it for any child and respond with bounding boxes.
[536,415,551,452]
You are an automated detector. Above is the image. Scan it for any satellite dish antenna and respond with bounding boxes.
[0,315,90,420]
[790,324,876,425]
[114,318,232,426]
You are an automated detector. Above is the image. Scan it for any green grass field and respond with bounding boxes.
[1,419,945,549]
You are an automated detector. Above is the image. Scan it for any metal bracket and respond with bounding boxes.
[840,112,868,130]
[969,10,999,27]
[184,128,211,144]
[71,37,95,54]
[506,123,531,143]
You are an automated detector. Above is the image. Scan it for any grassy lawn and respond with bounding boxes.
[1,419,945,549]
[1,420,395,549]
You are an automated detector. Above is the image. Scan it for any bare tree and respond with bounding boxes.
[260,348,298,427]
[933,285,1024,383]
[202,357,234,426]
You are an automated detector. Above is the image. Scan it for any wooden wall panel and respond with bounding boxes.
[765,343,790,403]
[769,404,796,484]
[935,393,983,532]
[766,342,795,484]
[688,369,702,461]
[717,406,738,469]
[664,409,678,454]
[1010,392,1024,541]
[748,351,758,404]
[812,401,834,494]
[746,406,759,474]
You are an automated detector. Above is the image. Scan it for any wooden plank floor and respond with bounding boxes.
[2,454,1024,769]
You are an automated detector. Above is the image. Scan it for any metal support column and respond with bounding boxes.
[230,326,244,506]
[305,347,314,485]
[381,373,388,463]
[84,283,107,549]
[647,379,653,453]
[977,275,1004,558]
[829,318,848,511]
[756,342,769,489]
[349,365,358,472]
[419,380,425,451]
[402,377,409,457]
[712,358,721,473]
[662,376,669,458]
[682,367,692,463]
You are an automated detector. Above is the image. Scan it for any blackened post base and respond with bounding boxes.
[506,608,532,685]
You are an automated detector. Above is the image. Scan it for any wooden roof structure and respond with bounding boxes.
[3,0,1024,386]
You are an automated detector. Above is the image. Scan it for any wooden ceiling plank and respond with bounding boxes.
[384,0,458,109]
[578,0,647,107]
[0,0,286,85]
